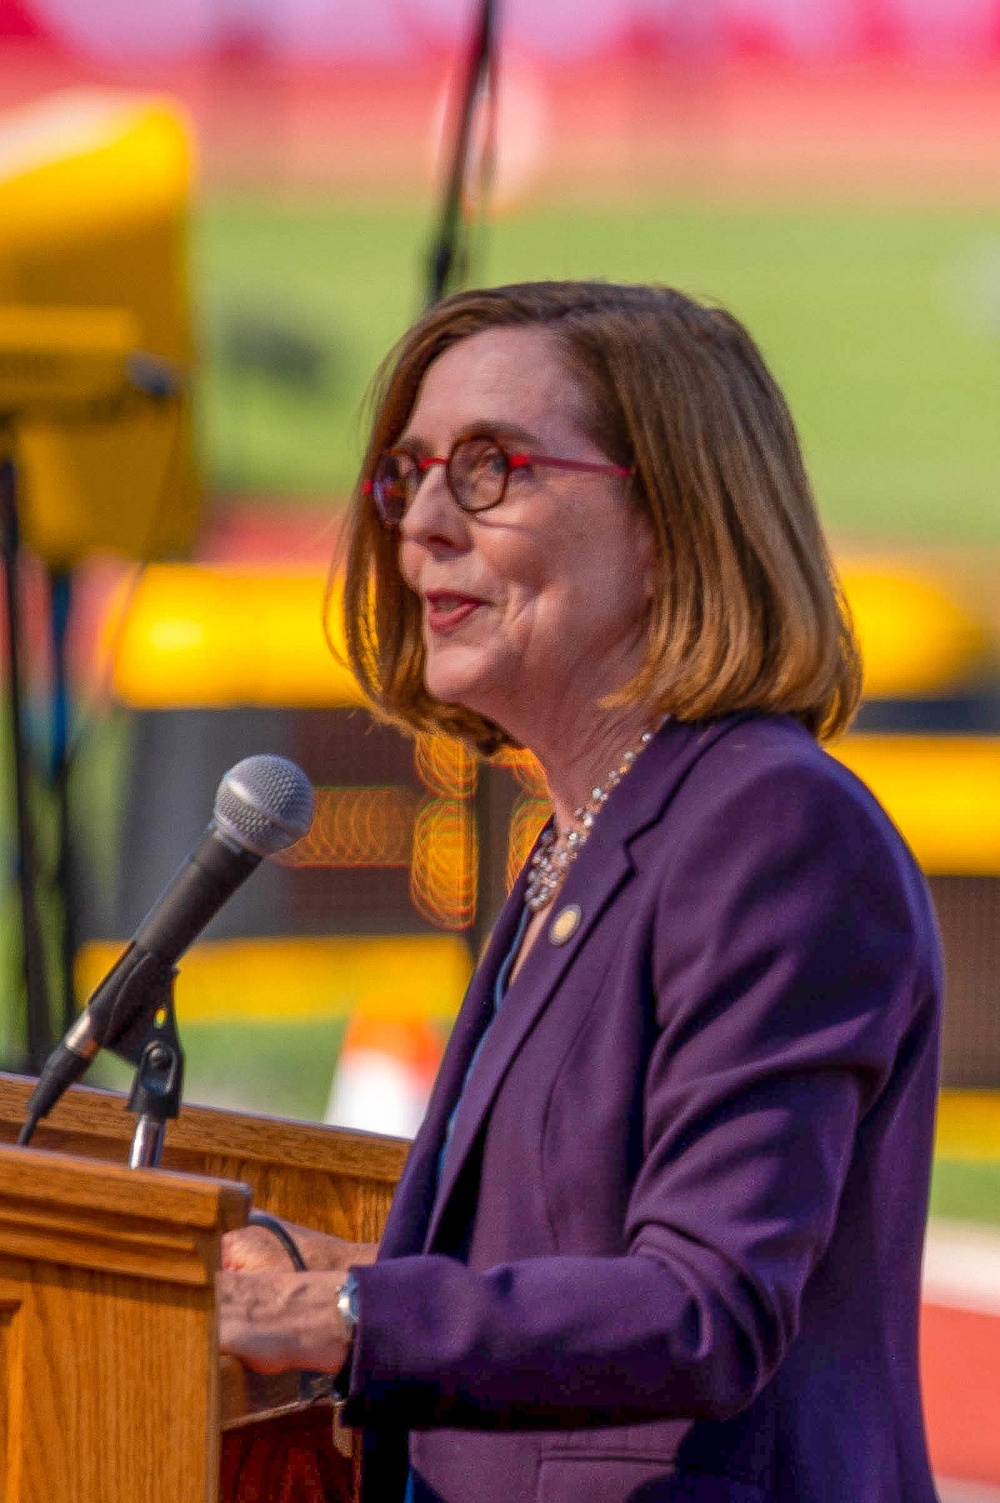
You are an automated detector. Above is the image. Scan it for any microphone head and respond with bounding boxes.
[213,754,314,858]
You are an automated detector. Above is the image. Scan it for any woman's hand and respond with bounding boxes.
[221,1219,377,1275]
[217,1270,352,1375]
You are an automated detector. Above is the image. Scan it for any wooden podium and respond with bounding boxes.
[0,1072,409,1503]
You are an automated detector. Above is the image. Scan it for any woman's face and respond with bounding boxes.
[395,327,655,745]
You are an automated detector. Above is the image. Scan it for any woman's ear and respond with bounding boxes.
[638,519,658,603]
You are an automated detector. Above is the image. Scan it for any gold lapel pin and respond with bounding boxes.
[549,903,582,946]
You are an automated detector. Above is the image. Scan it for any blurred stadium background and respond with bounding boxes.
[2,1,1000,1491]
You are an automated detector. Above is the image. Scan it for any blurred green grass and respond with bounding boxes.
[197,195,1000,542]
[931,1159,1000,1226]
[87,1017,350,1124]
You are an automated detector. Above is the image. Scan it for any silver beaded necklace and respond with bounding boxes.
[523,724,660,913]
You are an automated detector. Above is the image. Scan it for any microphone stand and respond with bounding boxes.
[125,972,185,1169]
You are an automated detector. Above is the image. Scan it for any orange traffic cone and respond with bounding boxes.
[325,1010,445,1139]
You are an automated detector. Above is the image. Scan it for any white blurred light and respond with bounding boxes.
[428,50,551,211]
[326,1047,432,1139]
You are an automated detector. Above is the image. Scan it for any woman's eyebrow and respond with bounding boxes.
[395,420,544,452]
[392,430,432,457]
[482,421,544,449]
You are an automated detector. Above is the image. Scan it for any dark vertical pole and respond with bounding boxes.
[0,449,52,1070]
[49,567,76,1035]
[424,0,497,310]
[423,0,500,956]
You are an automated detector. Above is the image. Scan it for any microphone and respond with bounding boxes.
[20,754,314,1143]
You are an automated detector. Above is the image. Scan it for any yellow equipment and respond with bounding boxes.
[0,305,148,411]
[0,90,199,564]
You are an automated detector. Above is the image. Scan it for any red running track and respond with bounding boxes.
[922,1223,1000,1491]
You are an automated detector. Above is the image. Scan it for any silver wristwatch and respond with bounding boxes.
[337,1269,360,1344]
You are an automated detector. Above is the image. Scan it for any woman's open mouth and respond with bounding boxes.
[425,593,483,632]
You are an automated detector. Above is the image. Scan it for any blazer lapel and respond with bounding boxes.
[421,714,750,1252]
[377,883,529,1258]
[422,840,631,1249]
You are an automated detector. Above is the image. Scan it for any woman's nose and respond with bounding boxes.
[399,458,463,543]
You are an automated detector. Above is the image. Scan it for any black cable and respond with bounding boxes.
[244,1211,336,1404]
[246,1210,308,1271]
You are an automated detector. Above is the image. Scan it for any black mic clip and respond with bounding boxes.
[125,975,185,1170]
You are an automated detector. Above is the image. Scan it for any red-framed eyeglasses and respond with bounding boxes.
[364,435,635,526]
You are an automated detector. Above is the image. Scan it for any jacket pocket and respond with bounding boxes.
[536,1457,766,1503]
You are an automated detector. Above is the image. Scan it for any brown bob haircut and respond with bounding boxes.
[338,280,861,755]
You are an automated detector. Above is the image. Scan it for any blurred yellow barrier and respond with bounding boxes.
[936,1091,1000,1160]
[105,560,996,709]
[75,933,473,1025]
[840,560,992,698]
[104,567,1000,874]
[107,565,364,708]
[833,735,1000,875]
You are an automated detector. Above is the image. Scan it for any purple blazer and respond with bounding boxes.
[344,714,942,1503]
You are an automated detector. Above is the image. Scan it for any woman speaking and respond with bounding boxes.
[219,282,942,1503]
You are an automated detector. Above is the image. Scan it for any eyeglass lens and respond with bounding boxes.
[373,438,511,524]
